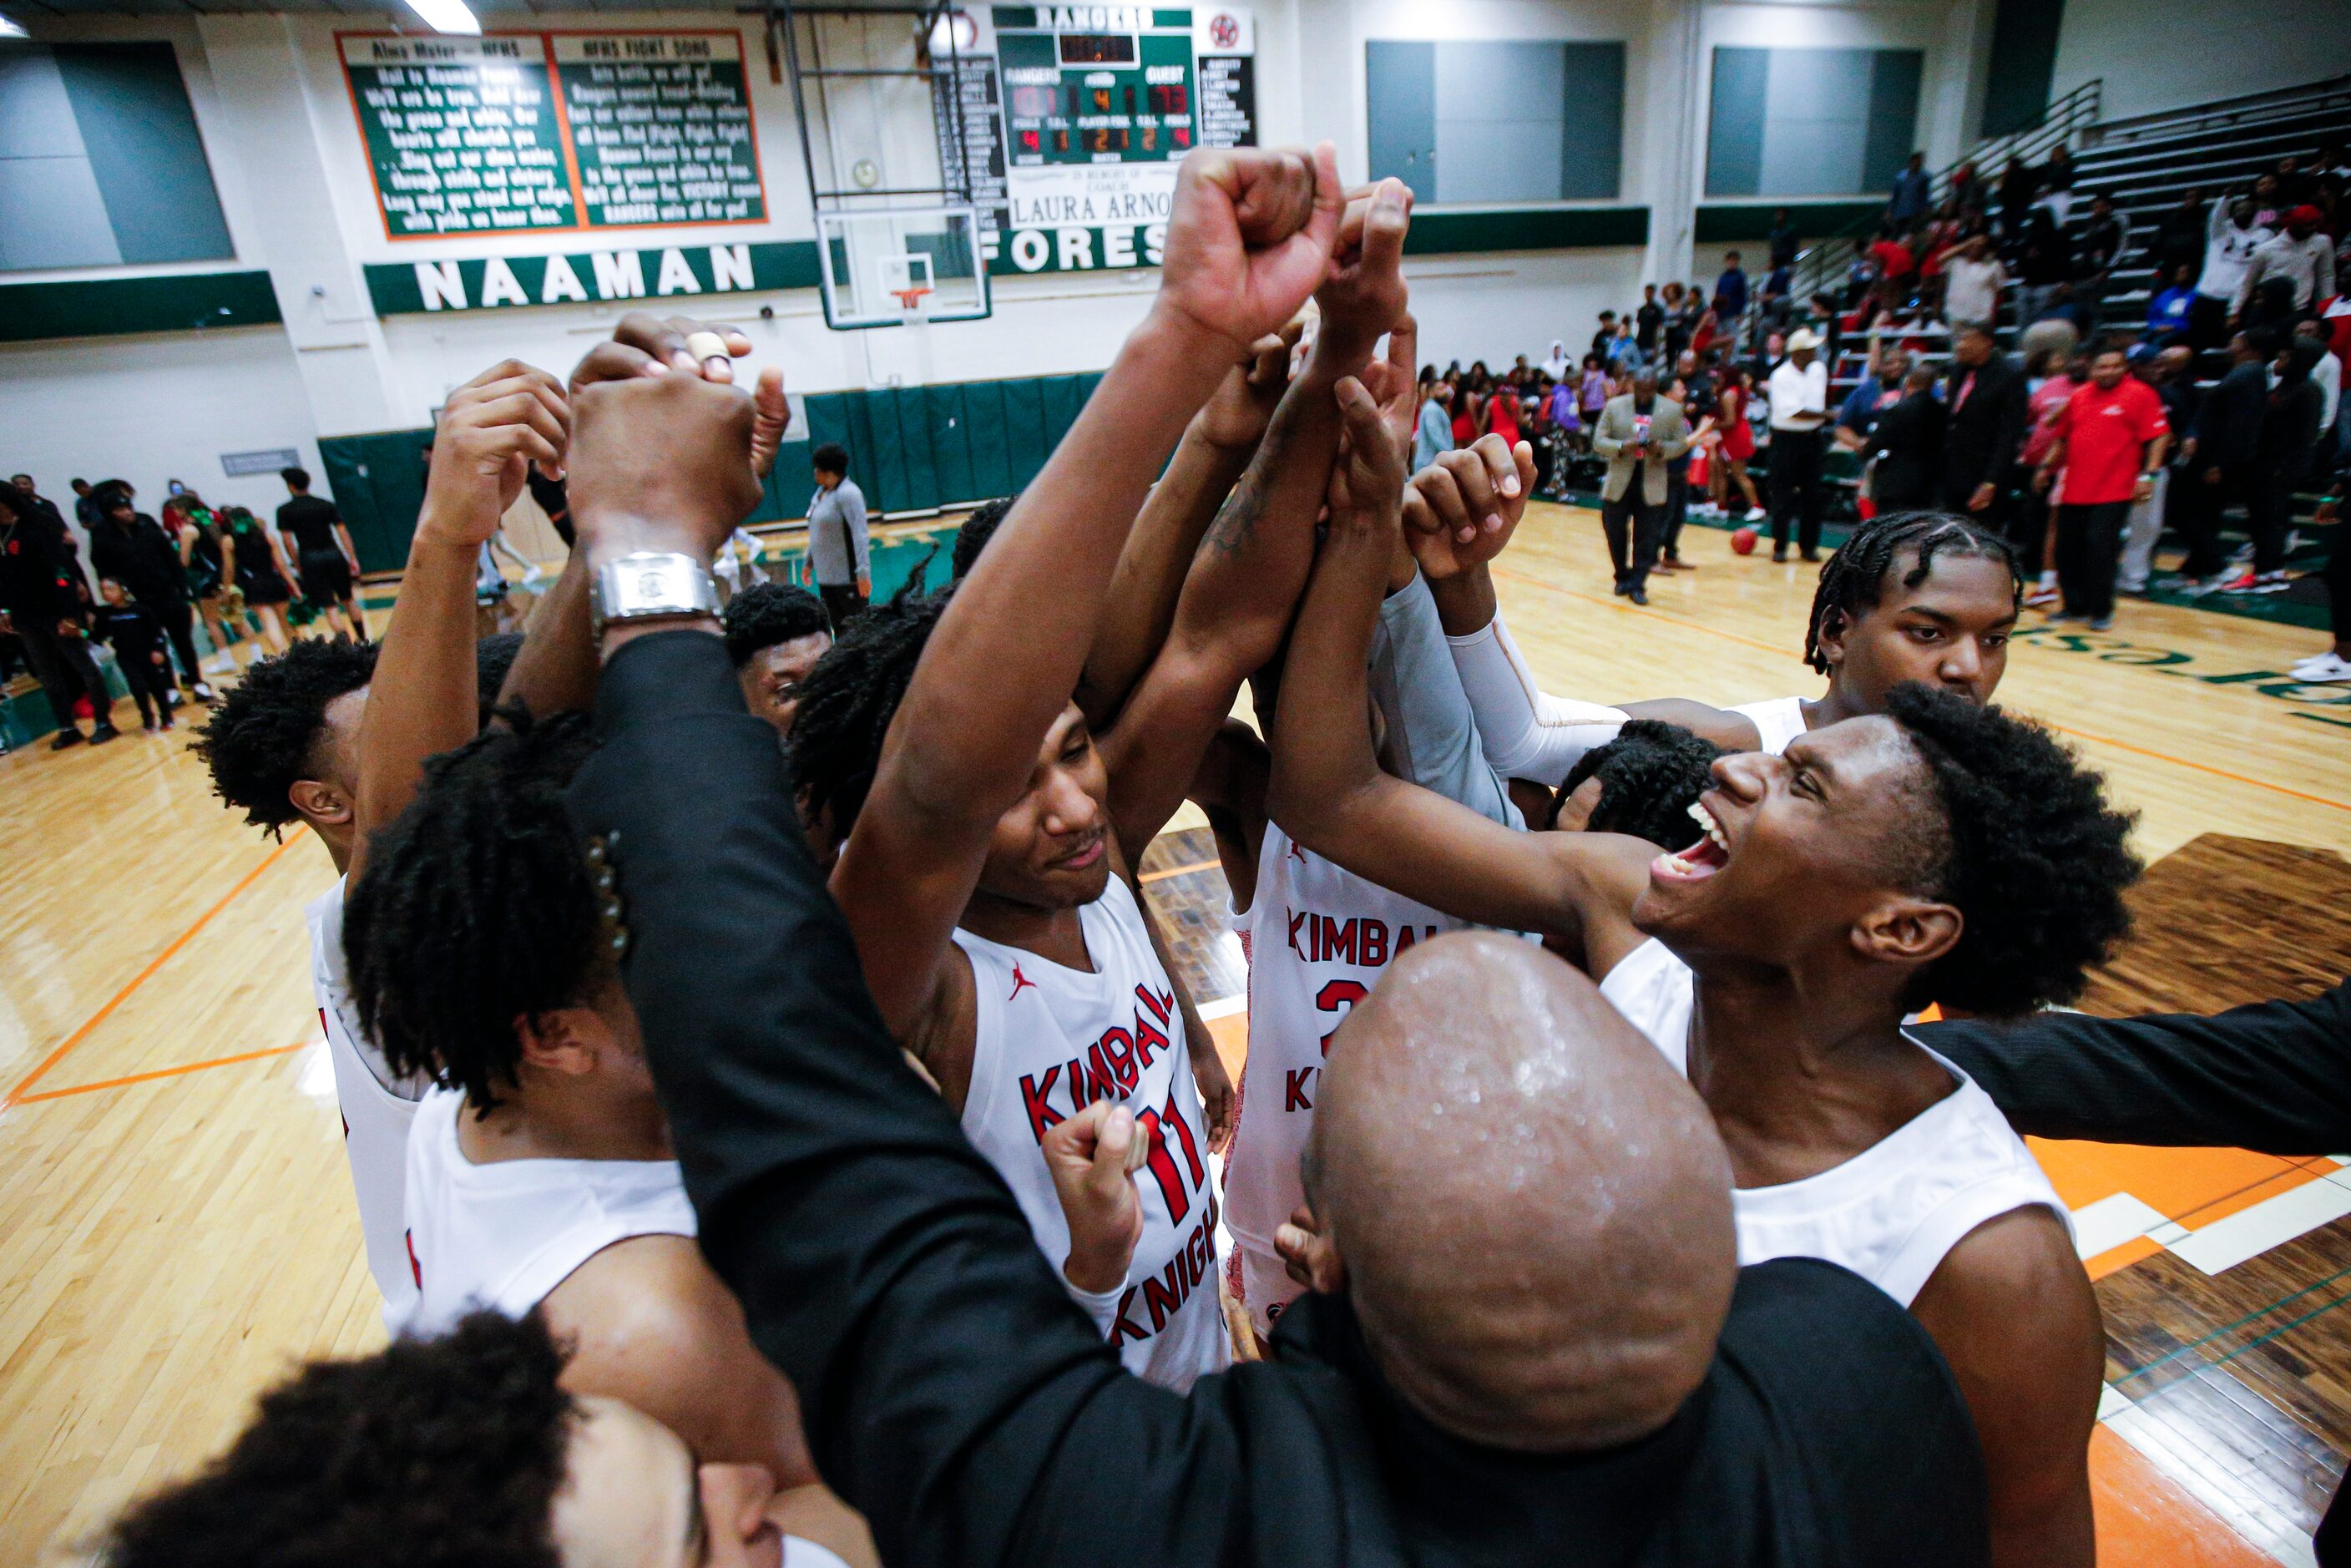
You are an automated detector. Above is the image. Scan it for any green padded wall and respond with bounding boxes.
[322,370,1114,573]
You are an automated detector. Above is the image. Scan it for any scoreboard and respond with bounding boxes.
[991,6,1198,166]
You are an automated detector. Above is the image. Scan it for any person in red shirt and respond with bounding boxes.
[1484,382,1522,444]
[2035,342,2172,630]
[1453,387,1484,448]
[1869,228,1917,313]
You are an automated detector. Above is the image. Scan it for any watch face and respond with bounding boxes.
[634,565,672,600]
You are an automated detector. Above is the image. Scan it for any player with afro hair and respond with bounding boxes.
[190,635,378,842]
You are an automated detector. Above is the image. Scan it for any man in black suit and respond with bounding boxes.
[1941,324,2029,520]
[1866,362,1948,512]
[545,169,1999,1565]
[1925,979,2351,1563]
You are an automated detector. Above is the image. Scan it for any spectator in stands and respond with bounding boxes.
[2145,262,2198,345]
[1995,154,2038,240]
[1416,382,1454,468]
[1867,225,1916,316]
[1659,282,1690,360]
[1578,354,1610,432]
[2234,337,2328,596]
[1940,324,2026,529]
[2176,331,2272,594]
[90,488,214,705]
[1836,345,1909,453]
[2151,188,2208,281]
[1590,311,1619,363]
[1887,151,1931,226]
[2038,146,2077,220]
[2015,203,2074,329]
[2035,341,2171,630]
[806,442,872,630]
[9,473,88,599]
[1713,250,1749,330]
[2121,346,2200,597]
[1635,284,1666,362]
[0,484,116,749]
[1484,379,1523,447]
[1948,159,1984,220]
[1453,387,1484,448]
[2235,206,2338,331]
[1767,208,1799,274]
[2075,193,2129,321]
[2196,192,2273,351]
[1941,234,2005,334]
[70,476,103,535]
[1763,326,1830,563]
[2300,317,2343,472]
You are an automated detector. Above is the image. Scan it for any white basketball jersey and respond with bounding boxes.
[1597,937,1693,1070]
[951,874,1229,1392]
[1729,695,1808,756]
[1222,823,1479,1327]
[1600,938,2066,1307]
[306,878,426,1332]
[401,1085,697,1337]
[1734,1039,2070,1304]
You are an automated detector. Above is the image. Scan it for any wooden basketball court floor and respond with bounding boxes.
[3,500,2348,1566]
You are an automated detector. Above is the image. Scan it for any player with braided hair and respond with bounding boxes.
[1272,377,2138,1565]
[1404,441,2021,776]
[1550,720,1727,842]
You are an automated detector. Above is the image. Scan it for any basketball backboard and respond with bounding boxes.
[816,205,990,331]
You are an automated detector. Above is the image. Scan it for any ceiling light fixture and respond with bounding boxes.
[399,0,481,37]
[0,13,31,38]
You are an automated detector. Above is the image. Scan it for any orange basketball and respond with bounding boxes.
[1731,526,1759,555]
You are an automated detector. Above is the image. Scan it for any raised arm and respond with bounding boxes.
[347,361,569,883]
[1267,377,1652,956]
[1085,179,1409,862]
[837,145,1343,1039]
[559,377,1235,1565]
[1075,326,1297,726]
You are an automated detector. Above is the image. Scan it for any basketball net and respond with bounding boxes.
[891,285,933,321]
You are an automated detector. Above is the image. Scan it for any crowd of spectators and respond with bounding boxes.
[0,468,369,751]
[1413,142,2349,655]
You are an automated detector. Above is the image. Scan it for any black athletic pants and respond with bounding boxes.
[17,620,113,734]
[2055,500,2130,621]
[1661,468,1690,559]
[2006,468,2050,577]
[1767,429,1825,557]
[2249,466,2302,575]
[819,583,868,632]
[1600,492,1661,589]
[152,596,205,691]
[119,646,174,725]
[2175,463,2248,579]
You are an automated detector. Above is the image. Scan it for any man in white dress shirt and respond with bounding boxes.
[1766,327,1832,564]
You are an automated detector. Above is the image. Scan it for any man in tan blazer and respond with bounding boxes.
[1590,370,1691,604]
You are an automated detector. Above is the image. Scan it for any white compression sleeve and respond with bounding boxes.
[1445,612,1629,788]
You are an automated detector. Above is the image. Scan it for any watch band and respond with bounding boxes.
[590,551,718,633]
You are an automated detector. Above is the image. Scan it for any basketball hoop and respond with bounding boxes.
[891,285,934,317]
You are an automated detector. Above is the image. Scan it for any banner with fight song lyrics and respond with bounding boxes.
[337,30,766,241]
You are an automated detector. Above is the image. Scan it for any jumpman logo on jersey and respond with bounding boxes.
[1288,839,1308,867]
[1008,963,1039,1003]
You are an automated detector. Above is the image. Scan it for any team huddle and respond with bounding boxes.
[127,144,2141,1568]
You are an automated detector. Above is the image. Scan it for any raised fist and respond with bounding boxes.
[1156,144,1342,355]
[417,360,569,550]
[566,369,761,567]
[1313,179,1412,362]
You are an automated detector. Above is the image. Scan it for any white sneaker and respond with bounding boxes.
[2290,652,2351,684]
[1742,507,1767,522]
[2242,570,2293,594]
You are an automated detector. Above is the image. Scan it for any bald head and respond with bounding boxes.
[1307,933,1736,1452]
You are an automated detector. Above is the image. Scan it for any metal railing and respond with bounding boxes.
[2086,73,2351,150]
[1773,79,2104,336]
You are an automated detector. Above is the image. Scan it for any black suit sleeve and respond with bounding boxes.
[1977,370,2028,492]
[1923,979,2351,1155]
[567,630,1246,1568]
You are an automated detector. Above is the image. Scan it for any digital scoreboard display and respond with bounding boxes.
[991,6,1198,167]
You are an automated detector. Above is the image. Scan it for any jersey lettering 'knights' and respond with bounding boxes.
[951,873,1230,1392]
[1222,824,1475,1331]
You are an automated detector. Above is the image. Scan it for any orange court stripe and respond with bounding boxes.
[3,827,308,1106]
[1139,858,1221,883]
[1487,567,2351,815]
[16,1040,315,1105]
[2086,1235,2168,1281]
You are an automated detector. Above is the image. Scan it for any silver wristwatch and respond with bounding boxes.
[590,551,718,634]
